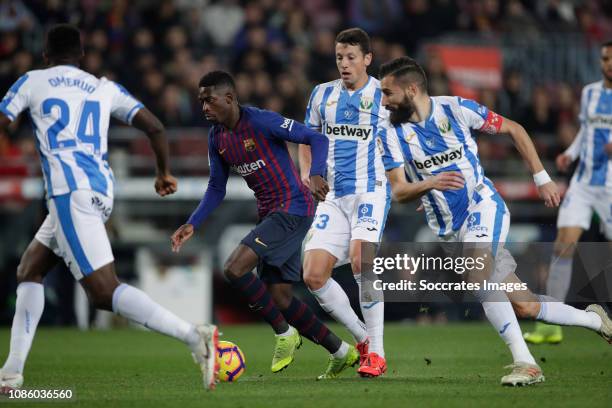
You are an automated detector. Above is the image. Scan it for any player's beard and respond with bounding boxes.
[389,95,416,126]
[602,67,612,83]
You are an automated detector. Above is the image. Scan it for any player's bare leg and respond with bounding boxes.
[1,239,57,393]
[303,250,368,360]
[350,239,386,377]
[524,227,583,344]
[80,262,218,390]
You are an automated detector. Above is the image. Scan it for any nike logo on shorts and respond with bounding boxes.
[254,237,268,247]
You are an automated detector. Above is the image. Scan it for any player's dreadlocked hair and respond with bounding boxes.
[379,56,428,92]
[199,70,236,91]
[45,24,83,60]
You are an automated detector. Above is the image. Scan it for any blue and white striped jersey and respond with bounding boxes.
[0,65,143,199]
[305,76,399,198]
[382,96,505,238]
[566,81,612,187]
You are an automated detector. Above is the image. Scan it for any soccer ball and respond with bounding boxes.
[216,340,246,382]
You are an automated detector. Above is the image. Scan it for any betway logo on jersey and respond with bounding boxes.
[413,146,463,171]
[231,159,266,176]
[324,123,373,141]
[588,115,612,127]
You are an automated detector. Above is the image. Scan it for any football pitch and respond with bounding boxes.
[0,323,609,408]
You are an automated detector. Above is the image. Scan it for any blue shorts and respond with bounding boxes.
[241,212,313,284]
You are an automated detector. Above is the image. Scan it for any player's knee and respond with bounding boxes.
[512,301,539,319]
[16,259,42,284]
[349,255,362,275]
[88,287,115,311]
[303,271,327,291]
[223,259,245,281]
[271,291,292,311]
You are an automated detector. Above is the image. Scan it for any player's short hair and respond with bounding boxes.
[45,24,83,60]
[336,27,371,55]
[199,70,236,91]
[602,40,612,48]
[379,57,428,92]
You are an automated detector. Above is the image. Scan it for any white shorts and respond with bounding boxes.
[35,189,114,280]
[442,197,515,283]
[557,181,612,239]
[304,191,391,265]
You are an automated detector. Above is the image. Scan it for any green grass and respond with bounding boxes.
[0,323,610,408]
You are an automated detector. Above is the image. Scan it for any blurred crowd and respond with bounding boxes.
[1,0,612,173]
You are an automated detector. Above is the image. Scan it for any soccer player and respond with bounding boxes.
[379,56,612,386]
[170,70,360,379]
[524,40,612,345]
[0,24,218,391]
[298,28,465,378]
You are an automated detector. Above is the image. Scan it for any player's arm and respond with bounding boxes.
[0,74,31,130]
[257,110,330,200]
[497,117,560,208]
[109,81,177,196]
[0,112,11,130]
[458,98,560,208]
[131,108,177,197]
[298,144,312,187]
[379,126,464,202]
[386,167,465,202]
[556,125,585,172]
[171,140,229,252]
[299,85,322,188]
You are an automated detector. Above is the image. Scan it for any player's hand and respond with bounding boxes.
[605,142,612,156]
[555,154,572,173]
[171,224,194,252]
[301,171,311,189]
[310,175,329,201]
[429,172,465,191]
[538,181,560,208]
[155,173,178,196]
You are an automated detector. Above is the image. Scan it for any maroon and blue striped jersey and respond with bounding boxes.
[187,106,329,227]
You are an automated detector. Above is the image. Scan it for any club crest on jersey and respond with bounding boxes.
[359,96,373,111]
[437,120,451,134]
[243,138,256,152]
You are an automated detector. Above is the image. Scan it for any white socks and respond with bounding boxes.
[537,295,602,330]
[354,273,385,357]
[2,282,45,375]
[309,278,367,343]
[112,283,199,346]
[481,293,535,365]
[546,257,573,300]
[331,341,349,358]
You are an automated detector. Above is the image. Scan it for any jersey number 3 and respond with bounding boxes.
[42,98,101,153]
